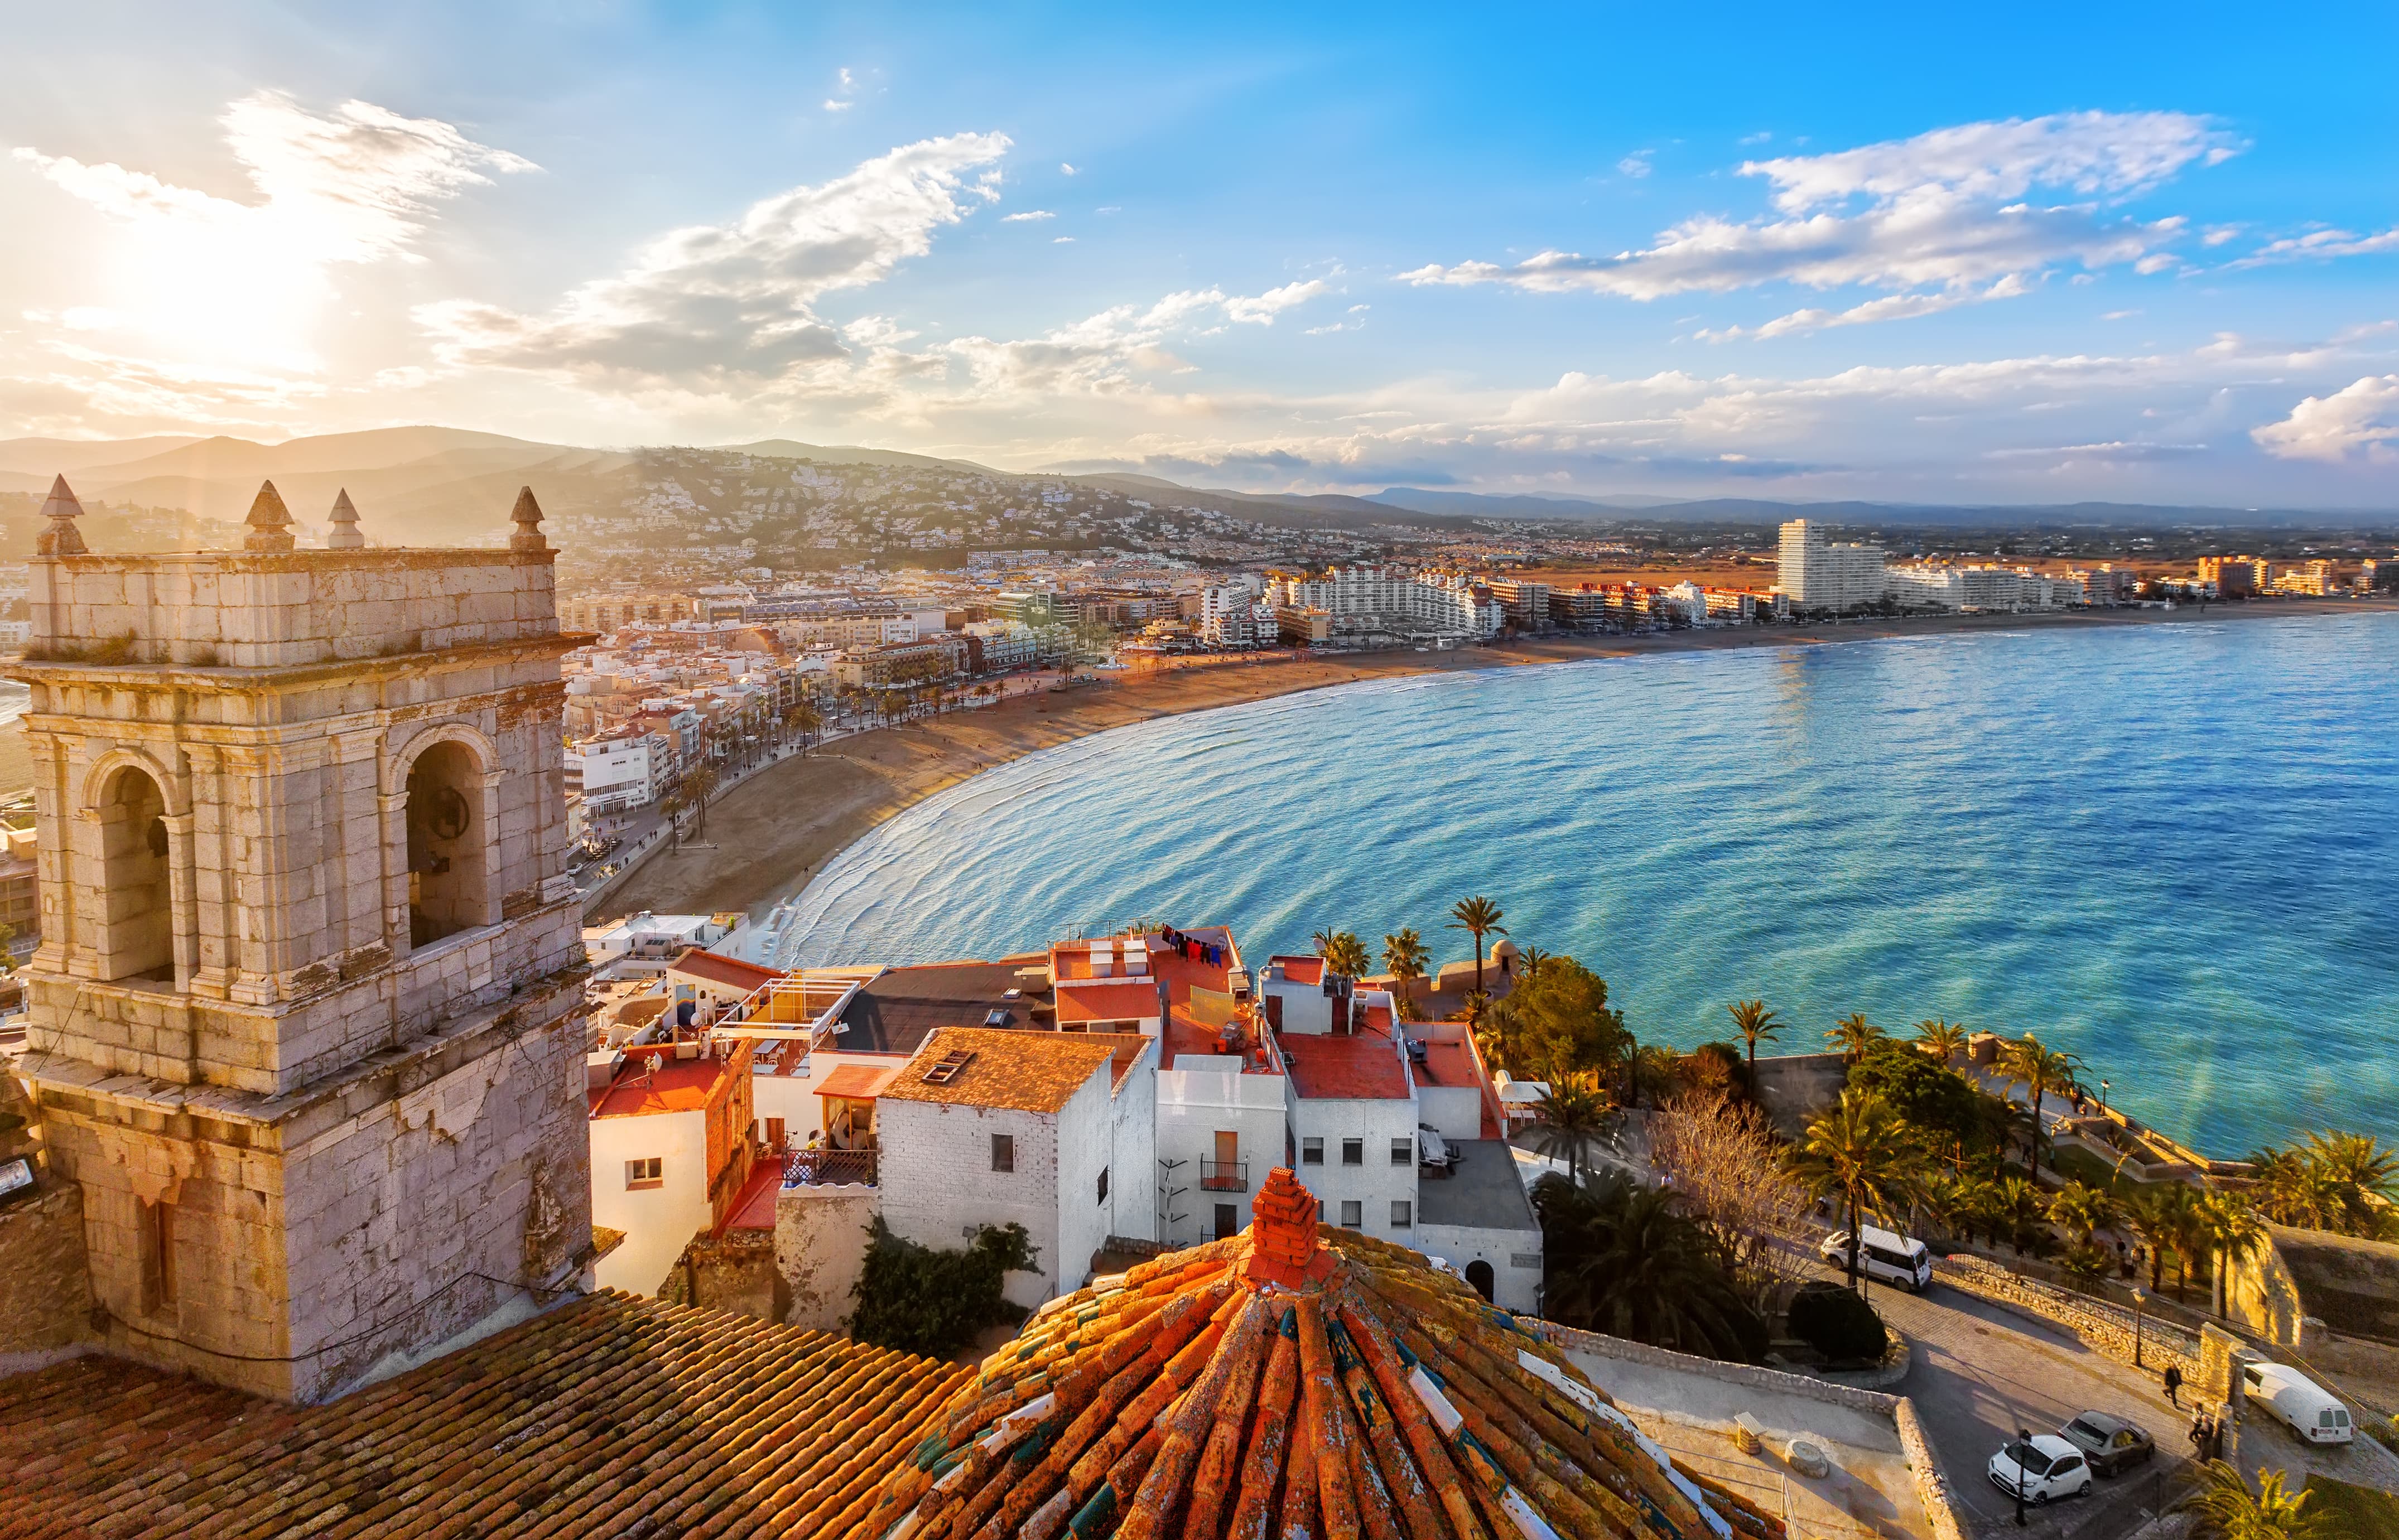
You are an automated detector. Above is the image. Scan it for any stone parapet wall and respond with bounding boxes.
[1935,1253,2199,1380]
[34,969,591,1402]
[0,1180,97,1373]
[776,1185,878,1333]
[1528,1319,1974,1540]
[26,549,558,669]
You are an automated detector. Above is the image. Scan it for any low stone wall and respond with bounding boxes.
[1891,1398,1971,1540]
[0,1178,97,1374]
[660,1229,781,1321]
[1527,1320,1972,1540]
[1936,1253,2199,1380]
[776,1184,878,1333]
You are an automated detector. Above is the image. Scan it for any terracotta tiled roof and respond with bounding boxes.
[587,1054,730,1117]
[1054,979,1166,1022]
[851,1167,1783,1540]
[878,1026,1133,1115]
[0,1291,970,1540]
[1280,1031,1412,1100]
[668,947,781,992]
[816,1063,899,1100]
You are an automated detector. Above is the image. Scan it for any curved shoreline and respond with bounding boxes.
[599,597,2399,926]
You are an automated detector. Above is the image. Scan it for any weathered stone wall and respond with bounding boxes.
[42,977,592,1401]
[776,1186,878,1333]
[1935,1253,2200,1382]
[0,1180,95,1372]
[659,1229,782,1321]
[27,549,558,668]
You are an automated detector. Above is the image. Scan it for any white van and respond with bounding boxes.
[1817,1224,1935,1292]
[2242,1361,2354,1445]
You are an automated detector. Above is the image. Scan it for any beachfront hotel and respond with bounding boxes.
[1775,518,1889,614]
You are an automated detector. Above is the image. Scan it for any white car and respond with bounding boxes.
[2242,1361,2354,1445]
[1988,1435,2093,1505]
[1817,1224,1934,1292]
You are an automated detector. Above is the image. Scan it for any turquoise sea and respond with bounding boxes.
[780,613,2399,1155]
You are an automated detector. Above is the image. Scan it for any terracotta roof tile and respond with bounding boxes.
[876,1027,1141,1115]
[850,1166,1786,1540]
[0,1292,970,1540]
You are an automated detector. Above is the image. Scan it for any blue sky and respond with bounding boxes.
[4,1,2396,504]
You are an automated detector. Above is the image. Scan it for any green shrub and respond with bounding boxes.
[1786,1280,1888,1363]
[849,1219,1039,1359]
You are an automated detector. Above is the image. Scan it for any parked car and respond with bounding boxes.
[1817,1224,1934,1292]
[2242,1361,2355,1445]
[1987,1435,2093,1505]
[2056,1412,2154,1475]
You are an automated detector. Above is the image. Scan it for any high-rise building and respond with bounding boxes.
[1776,519,1887,613]
[2197,556,2262,598]
[13,477,592,1402]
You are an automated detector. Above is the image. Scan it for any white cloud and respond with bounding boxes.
[825,67,858,110]
[1401,111,2232,333]
[1617,151,1653,179]
[2252,375,2399,462]
[1053,235,1075,244]
[1001,209,1056,222]
[2232,226,2399,267]
[1224,277,1331,325]
[1061,162,1078,175]
[823,99,854,113]
[1738,131,1772,147]
[418,132,1010,385]
[14,89,532,267]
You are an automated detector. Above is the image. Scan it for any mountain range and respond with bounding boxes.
[3,426,2389,546]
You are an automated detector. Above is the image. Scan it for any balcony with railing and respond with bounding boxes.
[783,1146,878,1189]
[1199,1159,1249,1193]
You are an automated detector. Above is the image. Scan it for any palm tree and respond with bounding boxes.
[1525,1075,1613,1189]
[1995,1034,2083,1173]
[2251,1145,2344,1232]
[1446,895,1506,997]
[1784,1089,1924,1292]
[1311,927,1338,958]
[2301,1129,2399,1238]
[1381,928,1429,1003]
[1914,1018,1970,1062]
[682,762,721,841]
[1472,993,1517,1075]
[657,785,688,853]
[2196,1190,2267,1319]
[1514,944,1550,984]
[1322,931,1371,981]
[2046,1181,2120,1248]
[1531,1172,1766,1363]
[1825,1012,1886,1065]
[2173,1459,2340,1540]
[1727,1000,1782,1077]
[2125,1183,2203,1294]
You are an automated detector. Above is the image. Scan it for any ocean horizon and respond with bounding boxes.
[780,611,2399,1156]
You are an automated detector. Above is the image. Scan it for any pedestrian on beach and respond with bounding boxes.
[2163,1364,2183,1408]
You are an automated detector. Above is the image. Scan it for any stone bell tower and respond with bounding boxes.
[11,477,594,1402]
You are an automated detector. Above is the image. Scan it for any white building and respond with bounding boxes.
[1777,520,1887,614]
[875,1026,1157,1309]
[1883,564,1968,610]
[575,730,669,812]
[1198,578,1266,647]
[1264,566,1503,640]
[587,1039,758,1296]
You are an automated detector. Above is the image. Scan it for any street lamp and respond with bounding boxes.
[2131,1286,2147,1371]
[2100,1079,2111,1113]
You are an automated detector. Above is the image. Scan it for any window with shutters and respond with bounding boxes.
[992,1133,1015,1173]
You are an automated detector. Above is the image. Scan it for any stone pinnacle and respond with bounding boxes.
[36,474,88,556]
[244,480,295,552]
[326,487,365,549]
[508,485,548,552]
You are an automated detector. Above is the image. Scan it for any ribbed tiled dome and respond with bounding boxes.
[858,1168,1781,1540]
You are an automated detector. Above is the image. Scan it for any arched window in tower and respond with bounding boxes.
[406,742,486,947]
[96,766,174,982]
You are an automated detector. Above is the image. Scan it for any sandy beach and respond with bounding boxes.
[601,596,2398,924]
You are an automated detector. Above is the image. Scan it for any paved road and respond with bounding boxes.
[1834,1262,2189,1538]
